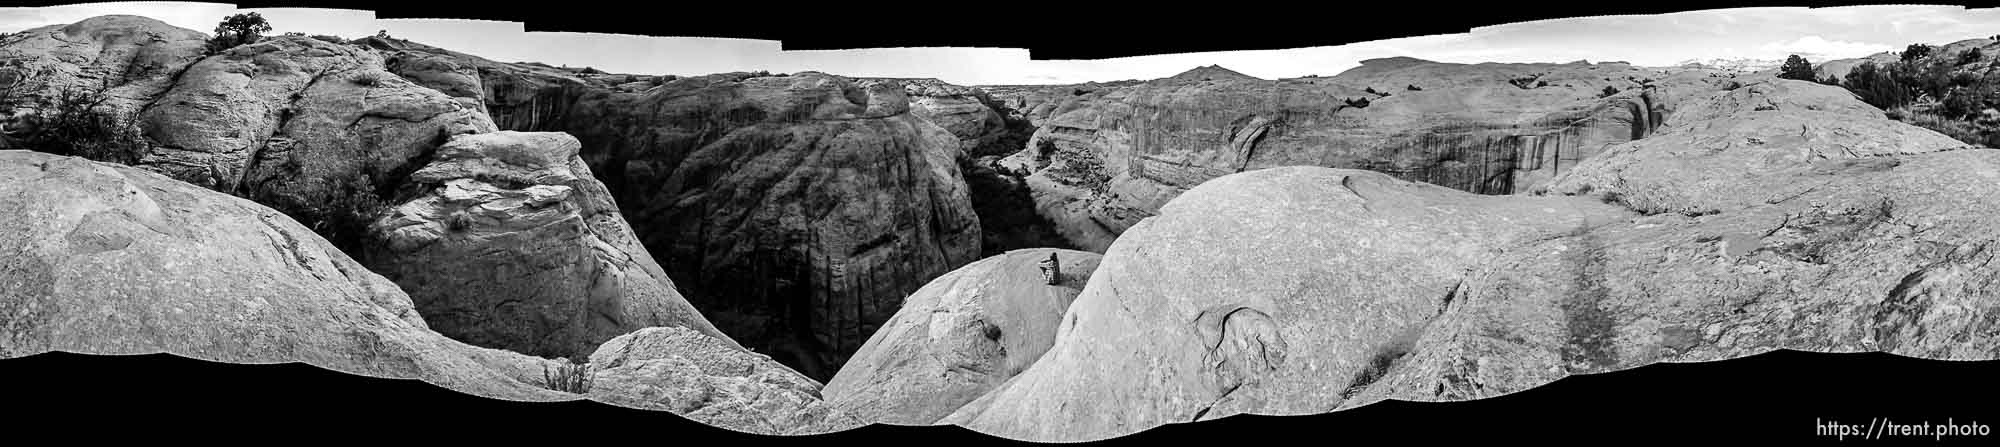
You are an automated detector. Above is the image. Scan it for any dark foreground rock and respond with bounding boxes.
[823,248,1102,425]
[0,150,571,401]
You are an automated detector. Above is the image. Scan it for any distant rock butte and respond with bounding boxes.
[823,248,1102,425]
[994,59,1673,251]
[587,326,868,435]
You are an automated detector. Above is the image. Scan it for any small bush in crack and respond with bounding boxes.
[542,360,593,394]
[1,80,148,164]
[444,211,474,233]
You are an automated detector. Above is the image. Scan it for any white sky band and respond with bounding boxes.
[2,3,1998,85]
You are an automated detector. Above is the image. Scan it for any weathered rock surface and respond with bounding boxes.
[0,15,207,158]
[1344,81,1998,408]
[943,78,2000,442]
[130,34,496,256]
[891,78,1018,157]
[364,130,736,360]
[943,167,1634,441]
[979,80,1141,129]
[360,36,595,132]
[823,248,1102,425]
[0,150,573,401]
[582,72,982,380]
[586,326,866,435]
[995,59,1673,251]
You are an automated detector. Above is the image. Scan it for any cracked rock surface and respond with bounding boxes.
[992,59,1673,252]
[823,248,1102,425]
[0,150,574,402]
[364,131,736,360]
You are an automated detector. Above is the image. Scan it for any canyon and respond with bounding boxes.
[0,13,1995,442]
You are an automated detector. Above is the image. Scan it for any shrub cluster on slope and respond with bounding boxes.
[1828,43,2000,146]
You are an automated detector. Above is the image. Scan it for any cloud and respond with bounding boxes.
[1757,35,1896,59]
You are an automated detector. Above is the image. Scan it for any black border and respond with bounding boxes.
[4,1,1998,444]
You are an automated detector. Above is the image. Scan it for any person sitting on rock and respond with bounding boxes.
[1037,252,1061,285]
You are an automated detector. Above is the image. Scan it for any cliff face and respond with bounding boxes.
[364,131,738,360]
[991,60,1671,251]
[566,73,981,381]
[822,248,1102,425]
[0,16,208,159]
[0,20,740,376]
[0,150,576,402]
[369,37,988,380]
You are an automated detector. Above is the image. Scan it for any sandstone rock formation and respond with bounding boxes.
[586,326,867,435]
[131,34,496,256]
[993,59,1672,252]
[823,248,1102,425]
[0,15,207,159]
[0,150,574,402]
[1344,80,1996,407]
[942,167,1635,441]
[892,78,1018,157]
[367,39,986,380]
[585,72,982,380]
[364,131,736,360]
[941,78,2000,442]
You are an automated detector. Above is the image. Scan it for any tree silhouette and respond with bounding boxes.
[1778,55,1816,81]
[204,12,272,55]
[1902,43,1934,62]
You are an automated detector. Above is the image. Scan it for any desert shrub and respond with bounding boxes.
[1344,96,1371,108]
[1962,48,1985,66]
[1599,86,1621,98]
[1406,84,1422,91]
[1778,54,1816,81]
[542,360,592,394]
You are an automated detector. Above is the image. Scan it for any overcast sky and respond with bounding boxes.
[4,3,1999,85]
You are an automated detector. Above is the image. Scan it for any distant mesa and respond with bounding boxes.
[1163,64,1265,83]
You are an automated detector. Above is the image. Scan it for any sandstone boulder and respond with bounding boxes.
[823,248,1102,425]
[0,150,573,402]
[586,326,866,435]
[364,130,736,360]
